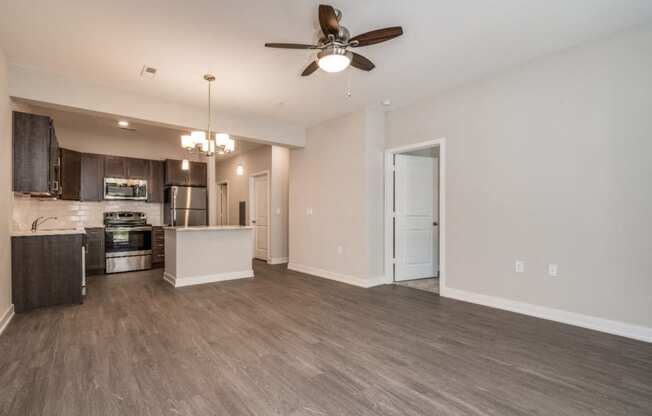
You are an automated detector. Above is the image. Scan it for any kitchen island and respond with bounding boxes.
[163,226,254,288]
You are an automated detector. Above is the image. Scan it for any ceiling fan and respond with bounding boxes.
[265,4,403,76]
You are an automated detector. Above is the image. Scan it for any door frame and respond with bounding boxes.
[216,180,229,225]
[384,138,446,292]
[248,170,271,262]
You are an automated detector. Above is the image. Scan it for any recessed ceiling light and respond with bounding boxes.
[381,99,392,106]
[118,120,129,127]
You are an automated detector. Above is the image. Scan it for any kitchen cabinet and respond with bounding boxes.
[152,226,165,268]
[190,161,208,187]
[11,234,83,313]
[104,156,127,178]
[80,153,105,201]
[12,111,60,195]
[165,159,207,186]
[60,148,81,200]
[126,157,149,179]
[148,160,165,203]
[85,228,105,275]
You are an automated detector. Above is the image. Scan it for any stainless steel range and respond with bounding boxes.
[104,212,153,274]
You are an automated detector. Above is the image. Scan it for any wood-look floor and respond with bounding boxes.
[1,261,651,415]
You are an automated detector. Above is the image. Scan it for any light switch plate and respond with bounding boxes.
[548,264,558,277]
[515,260,525,273]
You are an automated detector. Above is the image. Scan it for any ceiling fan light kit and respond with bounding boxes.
[317,47,352,73]
[265,4,403,76]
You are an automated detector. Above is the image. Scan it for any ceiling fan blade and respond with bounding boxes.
[350,53,375,71]
[265,43,318,49]
[318,5,340,37]
[350,26,404,47]
[301,61,319,76]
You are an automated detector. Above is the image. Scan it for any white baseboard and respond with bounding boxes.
[268,257,289,265]
[441,287,652,344]
[0,304,15,338]
[287,263,390,288]
[163,270,254,288]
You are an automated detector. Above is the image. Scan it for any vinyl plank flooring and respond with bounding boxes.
[0,261,651,416]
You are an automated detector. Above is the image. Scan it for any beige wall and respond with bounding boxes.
[289,109,384,283]
[0,47,13,328]
[386,24,652,329]
[215,146,271,226]
[270,146,290,261]
[215,145,290,263]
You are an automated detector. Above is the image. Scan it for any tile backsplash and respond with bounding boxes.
[12,194,163,230]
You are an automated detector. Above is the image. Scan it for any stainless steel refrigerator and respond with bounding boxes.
[164,186,208,226]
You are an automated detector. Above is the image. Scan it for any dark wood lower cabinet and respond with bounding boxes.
[85,228,105,275]
[11,234,83,313]
[152,226,165,268]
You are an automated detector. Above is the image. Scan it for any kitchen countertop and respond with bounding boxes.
[164,225,254,232]
[12,228,87,237]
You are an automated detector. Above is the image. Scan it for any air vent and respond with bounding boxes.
[140,65,157,79]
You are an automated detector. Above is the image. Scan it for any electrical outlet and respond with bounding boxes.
[337,246,343,255]
[276,208,281,215]
[515,260,525,273]
[306,208,313,216]
[548,264,558,277]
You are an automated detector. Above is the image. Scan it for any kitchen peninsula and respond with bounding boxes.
[163,226,255,287]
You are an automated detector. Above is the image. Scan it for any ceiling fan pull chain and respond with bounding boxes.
[346,68,352,98]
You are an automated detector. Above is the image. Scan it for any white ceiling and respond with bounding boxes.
[2,0,652,127]
[28,104,264,160]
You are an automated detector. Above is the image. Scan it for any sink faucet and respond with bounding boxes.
[31,216,58,232]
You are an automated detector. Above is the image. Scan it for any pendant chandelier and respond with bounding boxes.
[181,74,235,160]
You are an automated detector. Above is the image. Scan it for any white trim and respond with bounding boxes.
[288,263,390,288]
[163,270,254,288]
[249,170,271,261]
[268,257,289,265]
[442,287,652,344]
[384,138,446,291]
[0,304,15,338]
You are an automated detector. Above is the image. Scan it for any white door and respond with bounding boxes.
[394,154,435,281]
[252,175,269,260]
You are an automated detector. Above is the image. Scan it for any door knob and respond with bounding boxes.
[433,222,438,226]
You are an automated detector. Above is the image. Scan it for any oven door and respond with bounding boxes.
[105,227,152,255]
[104,178,148,200]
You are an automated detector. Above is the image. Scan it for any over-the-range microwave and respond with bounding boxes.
[104,178,148,201]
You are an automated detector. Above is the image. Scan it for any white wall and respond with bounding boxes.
[387,25,652,330]
[289,109,385,285]
[8,65,306,148]
[0,47,13,332]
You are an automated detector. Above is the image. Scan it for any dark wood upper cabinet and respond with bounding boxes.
[190,161,207,187]
[12,111,60,195]
[148,160,165,203]
[165,159,207,186]
[104,156,127,178]
[80,153,105,202]
[12,234,83,313]
[165,159,189,186]
[60,148,81,201]
[126,158,149,179]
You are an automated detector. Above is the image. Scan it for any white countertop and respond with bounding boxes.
[12,228,87,237]
[164,225,254,232]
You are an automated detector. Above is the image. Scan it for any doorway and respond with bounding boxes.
[217,181,229,225]
[385,139,445,294]
[249,171,270,261]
